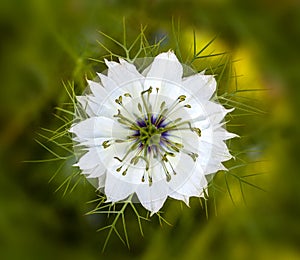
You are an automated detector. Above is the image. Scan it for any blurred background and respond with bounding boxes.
[1,0,300,259]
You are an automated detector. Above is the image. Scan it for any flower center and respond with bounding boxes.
[102,86,202,185]
[136,115,167,149]
[139,123,160,145]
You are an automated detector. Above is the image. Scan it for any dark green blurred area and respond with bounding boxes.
[1,0,300,259]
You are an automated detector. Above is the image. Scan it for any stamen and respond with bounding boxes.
[188,152,199,162]
[162,121,201,137]
[137,103,143,113]
[178,95,186,102]
[102,140,111,149]
[130,156,140,165]
[114,157,123,162]
[173,118,182,124]
[115,96,123,105]
[141,86,153,95]
[192,127,202,137]
[124,93,132,98]
[162,153,168,162]
[114,139,128,143]
[122,168,128,176]
[160,159,171,182]
[141,170,152,186]
[114,109,139,130]
[167,160,177,175]
[170,145,180,153]
[140,88,152,119]
[113,109,121,117]
[148,175,153,186]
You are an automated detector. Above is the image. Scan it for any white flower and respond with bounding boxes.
[70,51,237,215]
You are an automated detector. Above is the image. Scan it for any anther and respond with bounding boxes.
[166,152,175,157]
[148,176,153,186]
[102,140,111,149]
[113,109,121,117]
[174,142,184,149]
[178,95,186,102]
[160,101,166,110]
[162,154,168,162]
[115,96,123,105]
[188,152,199,162]
[166,172,171,182]
[130,156,139,165]
[115,139,126,143]
[141,86,152,95]
[124,93,132,98]
[122,169,128,176]
[192,127,202,137]
[137,103,143,113]
[173,118,182,124]
[170,145,180,153]
[113,157,123,162]
[117,119,128,125]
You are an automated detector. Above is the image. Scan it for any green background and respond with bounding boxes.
[1,0,300,259]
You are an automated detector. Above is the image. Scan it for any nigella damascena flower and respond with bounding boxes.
[70,51,237,214]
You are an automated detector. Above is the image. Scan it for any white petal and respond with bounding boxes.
[70,117,109,139]
[75,147,117,173]
[146,51,183,83]
[98,174,106,188]
[104,59,144,86]
[75,148,100,170]
[97,72,118,92]
[180,130,201,152]
[98,71,144,100]
[169,191,190,206]
[87,96,116,117]
[182,74,216,101]
[166,153,205,196]
[87,80,109,99]
[117,162,147,185]
[204,162,227,175]
[76,95,108,118]
[88,167,106,178]
[70,117,128,140]
[214,126,239,140]
[197,139,232,175]
[149,157,166,182]
[78,137,107,147]
[105,172,136,202]
[135,179,169,215]
[171,160,207,197]
[119,58,141,75]
[76,96,96,117]
[77,95,105,118]
[76,95,87,108]
[192,101,233,125]
[82,80,119,117]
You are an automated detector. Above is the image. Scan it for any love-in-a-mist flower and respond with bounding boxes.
[70,51,237,214]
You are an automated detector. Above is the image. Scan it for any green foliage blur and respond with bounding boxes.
[1,0,300,259]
